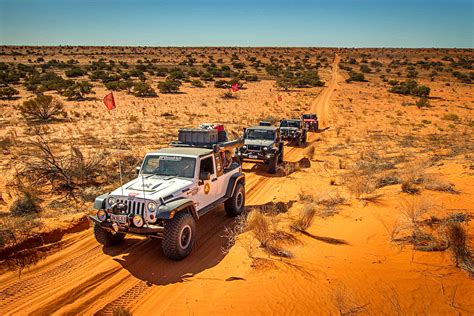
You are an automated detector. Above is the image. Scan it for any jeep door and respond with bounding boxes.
[195,155,218,210]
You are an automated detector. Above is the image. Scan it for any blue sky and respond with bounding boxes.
[0,0,472,47]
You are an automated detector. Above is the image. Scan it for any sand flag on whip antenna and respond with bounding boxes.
[103,92,116,110]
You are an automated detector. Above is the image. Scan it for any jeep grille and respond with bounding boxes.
[116,198,145,217]
[247,145,261,151]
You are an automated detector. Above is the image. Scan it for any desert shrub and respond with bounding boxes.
[132,82,157,97]
[389,80,430,97]
[18,132,106,196]
[360,64,372,73]
[18,95,65,121]
[65,67,86,78]
[275,77,293,90]
[214,80,229,88]
[452,71,473,84]
[401,181,420,194]
[346,71,365,83]
[415,97,430,108]
[291,204,317,232]
[0,86,20,99]
[167,70,186,81]
[10,191,40,216]
[200,72,213,81]
[0,70,21,85]
[158,80,181,94]
[221,90,236,99]
[443,113,459,121]
[25,72,73,94]
[62,81,94,100]
[191,79,204,88]
[245,74,258,81]
[447,222,473,275]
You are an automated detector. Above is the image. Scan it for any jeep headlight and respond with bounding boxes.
[107,197,116,206]
[97,210,107,222]
[147,202,157,212]
[133,215,144,228]
[263,146,268,151]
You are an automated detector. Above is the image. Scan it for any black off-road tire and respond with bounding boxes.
[278,146,284,164]
[295,136,301,147]
[162,212,196,260]
[93,223,125,246]
[302,133,307,146]
[315,122,319,132]
[225,183,245,217]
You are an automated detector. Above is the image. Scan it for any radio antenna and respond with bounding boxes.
[119,160,124,196]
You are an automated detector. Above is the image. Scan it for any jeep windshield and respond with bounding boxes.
[141,155,196,178]
[302,114,316,119]
[245,129,275,140]
[280,120,300,128]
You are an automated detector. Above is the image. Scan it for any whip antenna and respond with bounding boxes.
[119,160,124,196]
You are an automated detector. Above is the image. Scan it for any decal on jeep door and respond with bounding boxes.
[204,183,211,194]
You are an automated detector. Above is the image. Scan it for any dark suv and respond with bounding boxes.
[237,125,284,174]
[280,119,307,146]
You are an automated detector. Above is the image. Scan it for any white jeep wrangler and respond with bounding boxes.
[90,145,245,260]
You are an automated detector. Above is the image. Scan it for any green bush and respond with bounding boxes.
[0,86,20,99]
[346,71,366,83]
[191,79,204,88]
[133,82,157,97]
[18,95,65,121]
[214,80,229,89]
[389,80,430,97]
[416,97,430,108]
[158,80,181,94]
[65,67,86,78]
[62,81,94,100]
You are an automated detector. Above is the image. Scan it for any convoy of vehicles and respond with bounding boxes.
[91,117,318,260]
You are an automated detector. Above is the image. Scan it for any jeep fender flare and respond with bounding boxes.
[157,198,198,220]
[94,193,108,210]
[225,173,245,199]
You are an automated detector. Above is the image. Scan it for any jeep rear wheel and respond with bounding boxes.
[93,223,125,246]
[225,183,245,216]
[162,212,196,260]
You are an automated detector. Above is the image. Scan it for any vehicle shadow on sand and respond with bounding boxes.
[102,206,237,286]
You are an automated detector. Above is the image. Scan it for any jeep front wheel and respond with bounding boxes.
[268,156,278,174]
[93,223,125,246]
[225,183,245,216]
[162,212,196,260]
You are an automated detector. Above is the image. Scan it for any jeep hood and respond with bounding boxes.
[244,139,275,147]
[110,175,193,200]
[280,127,299,132]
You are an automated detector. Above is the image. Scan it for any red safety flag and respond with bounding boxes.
[103,92,116,110]
[231,83,239,92]
[277,95,283,102]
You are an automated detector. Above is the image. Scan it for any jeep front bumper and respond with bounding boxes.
[89,215,165,236]
[237,151,275,163]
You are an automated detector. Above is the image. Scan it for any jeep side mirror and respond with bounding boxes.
[199,171,211,181]
[136,166,141,175]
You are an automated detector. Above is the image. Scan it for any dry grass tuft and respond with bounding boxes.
[291,204,317,232]
[447,222,473,276]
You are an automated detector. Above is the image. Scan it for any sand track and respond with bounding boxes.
[0,55,340,315]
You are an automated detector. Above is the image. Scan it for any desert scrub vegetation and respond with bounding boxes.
[345,71,366,83]
[0,86,20,99]
[158,80,181,93]
[388,79,430,97]
[17,95,65,121]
